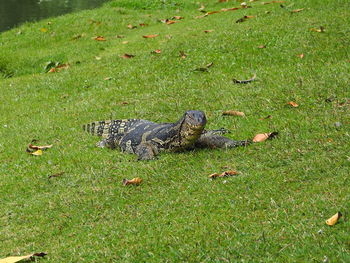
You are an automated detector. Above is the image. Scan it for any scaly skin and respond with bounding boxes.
[83,110,249,160]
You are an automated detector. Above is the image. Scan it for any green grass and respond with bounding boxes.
[0,0,349,262]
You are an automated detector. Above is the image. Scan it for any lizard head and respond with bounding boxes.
[178,110,207,147]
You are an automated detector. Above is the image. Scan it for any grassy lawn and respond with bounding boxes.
[0,0,349,261]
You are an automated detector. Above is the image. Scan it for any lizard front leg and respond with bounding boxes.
[135,142,159,160]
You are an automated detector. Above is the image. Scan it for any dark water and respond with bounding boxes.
[0,0,110,33]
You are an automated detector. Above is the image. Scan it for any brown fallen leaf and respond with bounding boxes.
[291,8,304,13]
[143,34,159,38]
[252,132,278,142]
[121,54,135,59]
[151,49,161,54]
[48,64,70,73]
[218,0,229,2]
[209,170,239,179]
[221,7,240,12]
[204,30,214,33]
[222,110,245,117]
[207,11,220,15]
[123,177,142,186]
[297,53,305,59]
[166,20,177,25]
[287,101,299,107]
[258,45,266,49]
[127,24,137,29]
[28,144,53,150]
[233,74,256,84]
[94,36,106,41]
[236,15,255,23]
[139,23,148,27]
[172,16,183,20]
[179,51,187,59]
[0,252,47,263]
[326,212,342,226]
[48,172,65,179]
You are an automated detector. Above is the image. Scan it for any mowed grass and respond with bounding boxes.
[0,0,349,262]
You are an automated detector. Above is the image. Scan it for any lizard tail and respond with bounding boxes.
[83,120,112,137]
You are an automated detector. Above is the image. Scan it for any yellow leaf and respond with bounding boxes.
[31,149,43,156]
[326,212,342,226]
[0,253,46,263]
[40,28,48,32]
[123,177,142,186]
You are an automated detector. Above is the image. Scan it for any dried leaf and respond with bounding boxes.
[122,41,129,44]
[287,101,299,107]
[310,26,325,33]
[179,51,187,59]
[123,177,142,186]
[204,30,214,33]
[127,24,137,29]
[143,34,159,38]
[94,36,106,41]
[233,74,256,84]
[0,252,46,263]
[139,23,148,27]
[258,45,266,49]
[104,77,113,81]
[253,132,278,142]
[172,16,183,20]
[209,170,239,179]
[236,15,255,23]
[291,8,304,13]
[121,54,135,59]
[326,212,342,226]
[297,53,305,59]
[221,7,240,12]
[28,144,53,150]
[222,110,245,117]
[48,172,65,179]
[48,64,69,73]
[151,49,161,54]
[262,1,285,4]
[207,11,220,15]
[166,20,177,25]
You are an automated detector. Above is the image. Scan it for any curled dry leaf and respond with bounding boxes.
[233,73,256,84]
[209,170,239,179]
[204,30,214,33]
[310,26,325,33]
[28,144,52,150]
[123,177,142,186]
[291,8,304,13]
[0,252,47,263]
[143,34,158,38]
[94,36,106,41]
[326,212,342,226]
[172,16,183,20]
[127,24,137,29]
[166,20,177,25]
[253,132,278,142]
[222,110,245,117]
[48,172,65,179]
[287,101,299,107]
[151,49,161,54]
[121,54,135,59]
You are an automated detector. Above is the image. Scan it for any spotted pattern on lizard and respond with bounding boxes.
[83,110,250,160]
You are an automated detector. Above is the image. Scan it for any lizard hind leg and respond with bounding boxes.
[195,134,251,149]
[135,142,159,161]
[96,138,116,149]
